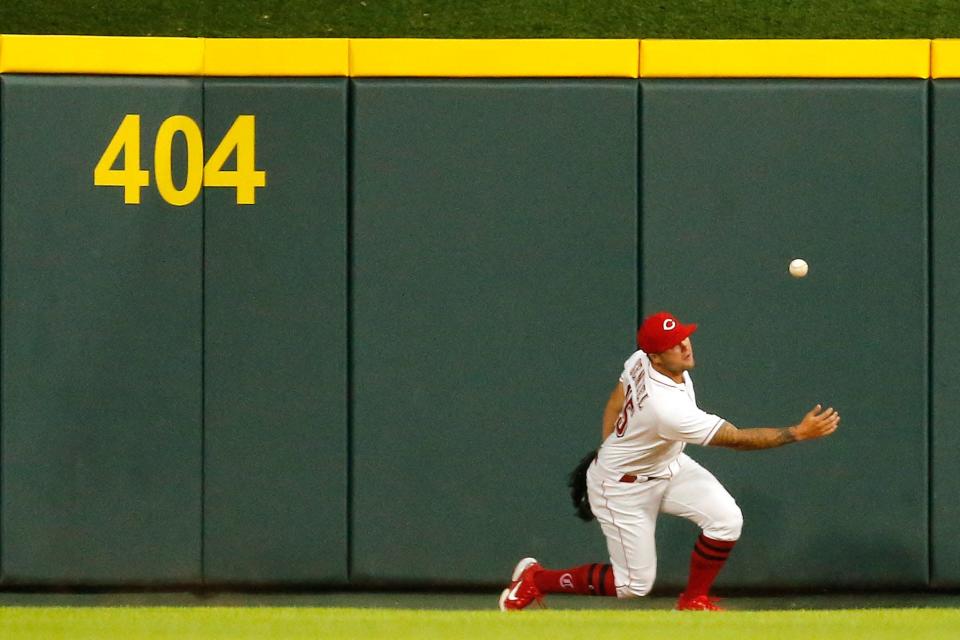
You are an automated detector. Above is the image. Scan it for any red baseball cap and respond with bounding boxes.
[637,311,698,354]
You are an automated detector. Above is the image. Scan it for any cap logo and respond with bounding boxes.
[663,318,676,331]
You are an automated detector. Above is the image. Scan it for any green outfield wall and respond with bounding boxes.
[202,79,348,585]
[932,79,960,588]
[642,79,928,589]
[350,79,635,584]
[1,76,204,584]
[0,37,957,592]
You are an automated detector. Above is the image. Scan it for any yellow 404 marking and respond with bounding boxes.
[94,114,267,206]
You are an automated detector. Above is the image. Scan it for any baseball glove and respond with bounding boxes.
[568,448,598,522]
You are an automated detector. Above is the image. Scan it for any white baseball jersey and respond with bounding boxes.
[597,349,726,477]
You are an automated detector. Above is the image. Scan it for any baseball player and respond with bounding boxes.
[499,311,839,611]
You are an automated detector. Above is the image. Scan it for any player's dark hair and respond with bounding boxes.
[568,448,598,522]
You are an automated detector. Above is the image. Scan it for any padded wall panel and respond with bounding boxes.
[203,79,348,583]
[351,80,637,583]
[932,80,960,587]
[1,75,202,583]
[642,80,928,589]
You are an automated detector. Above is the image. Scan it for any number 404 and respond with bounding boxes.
[94,114,266,206]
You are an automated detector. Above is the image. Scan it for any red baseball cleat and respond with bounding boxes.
[498,557,545,611]
[676,593,725,611]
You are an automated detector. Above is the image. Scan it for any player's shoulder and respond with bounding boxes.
[618,349,646,385]
[622,348,646,370]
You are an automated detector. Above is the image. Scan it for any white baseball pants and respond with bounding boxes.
[586,453,742,598]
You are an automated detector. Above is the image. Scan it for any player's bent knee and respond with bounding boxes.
[704,503,743,541]
[616,581,652,599]
[728,505,744,540]
[611,563,655,599]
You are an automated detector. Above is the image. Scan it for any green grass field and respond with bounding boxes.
[2,0,960,38]
[2,606,960,640]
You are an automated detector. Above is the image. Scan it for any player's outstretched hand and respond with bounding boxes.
[794,404,840,441]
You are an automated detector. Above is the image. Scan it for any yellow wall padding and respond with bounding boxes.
[348,38,640,78]
[204,38,348,76]
[640,39,930,78]
[0,34,204,75]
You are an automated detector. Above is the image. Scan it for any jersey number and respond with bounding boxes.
[615,393,635,438]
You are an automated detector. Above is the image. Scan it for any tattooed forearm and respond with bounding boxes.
[708,423,798,450]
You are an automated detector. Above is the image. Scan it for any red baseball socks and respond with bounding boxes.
[533,563,616,596]
[684,533,736,597]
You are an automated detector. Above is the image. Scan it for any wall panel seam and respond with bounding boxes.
[346,78,355,584]
[200,77,207,586]
[926,78,935,587]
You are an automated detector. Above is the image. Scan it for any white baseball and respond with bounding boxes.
[789,258,808,278]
